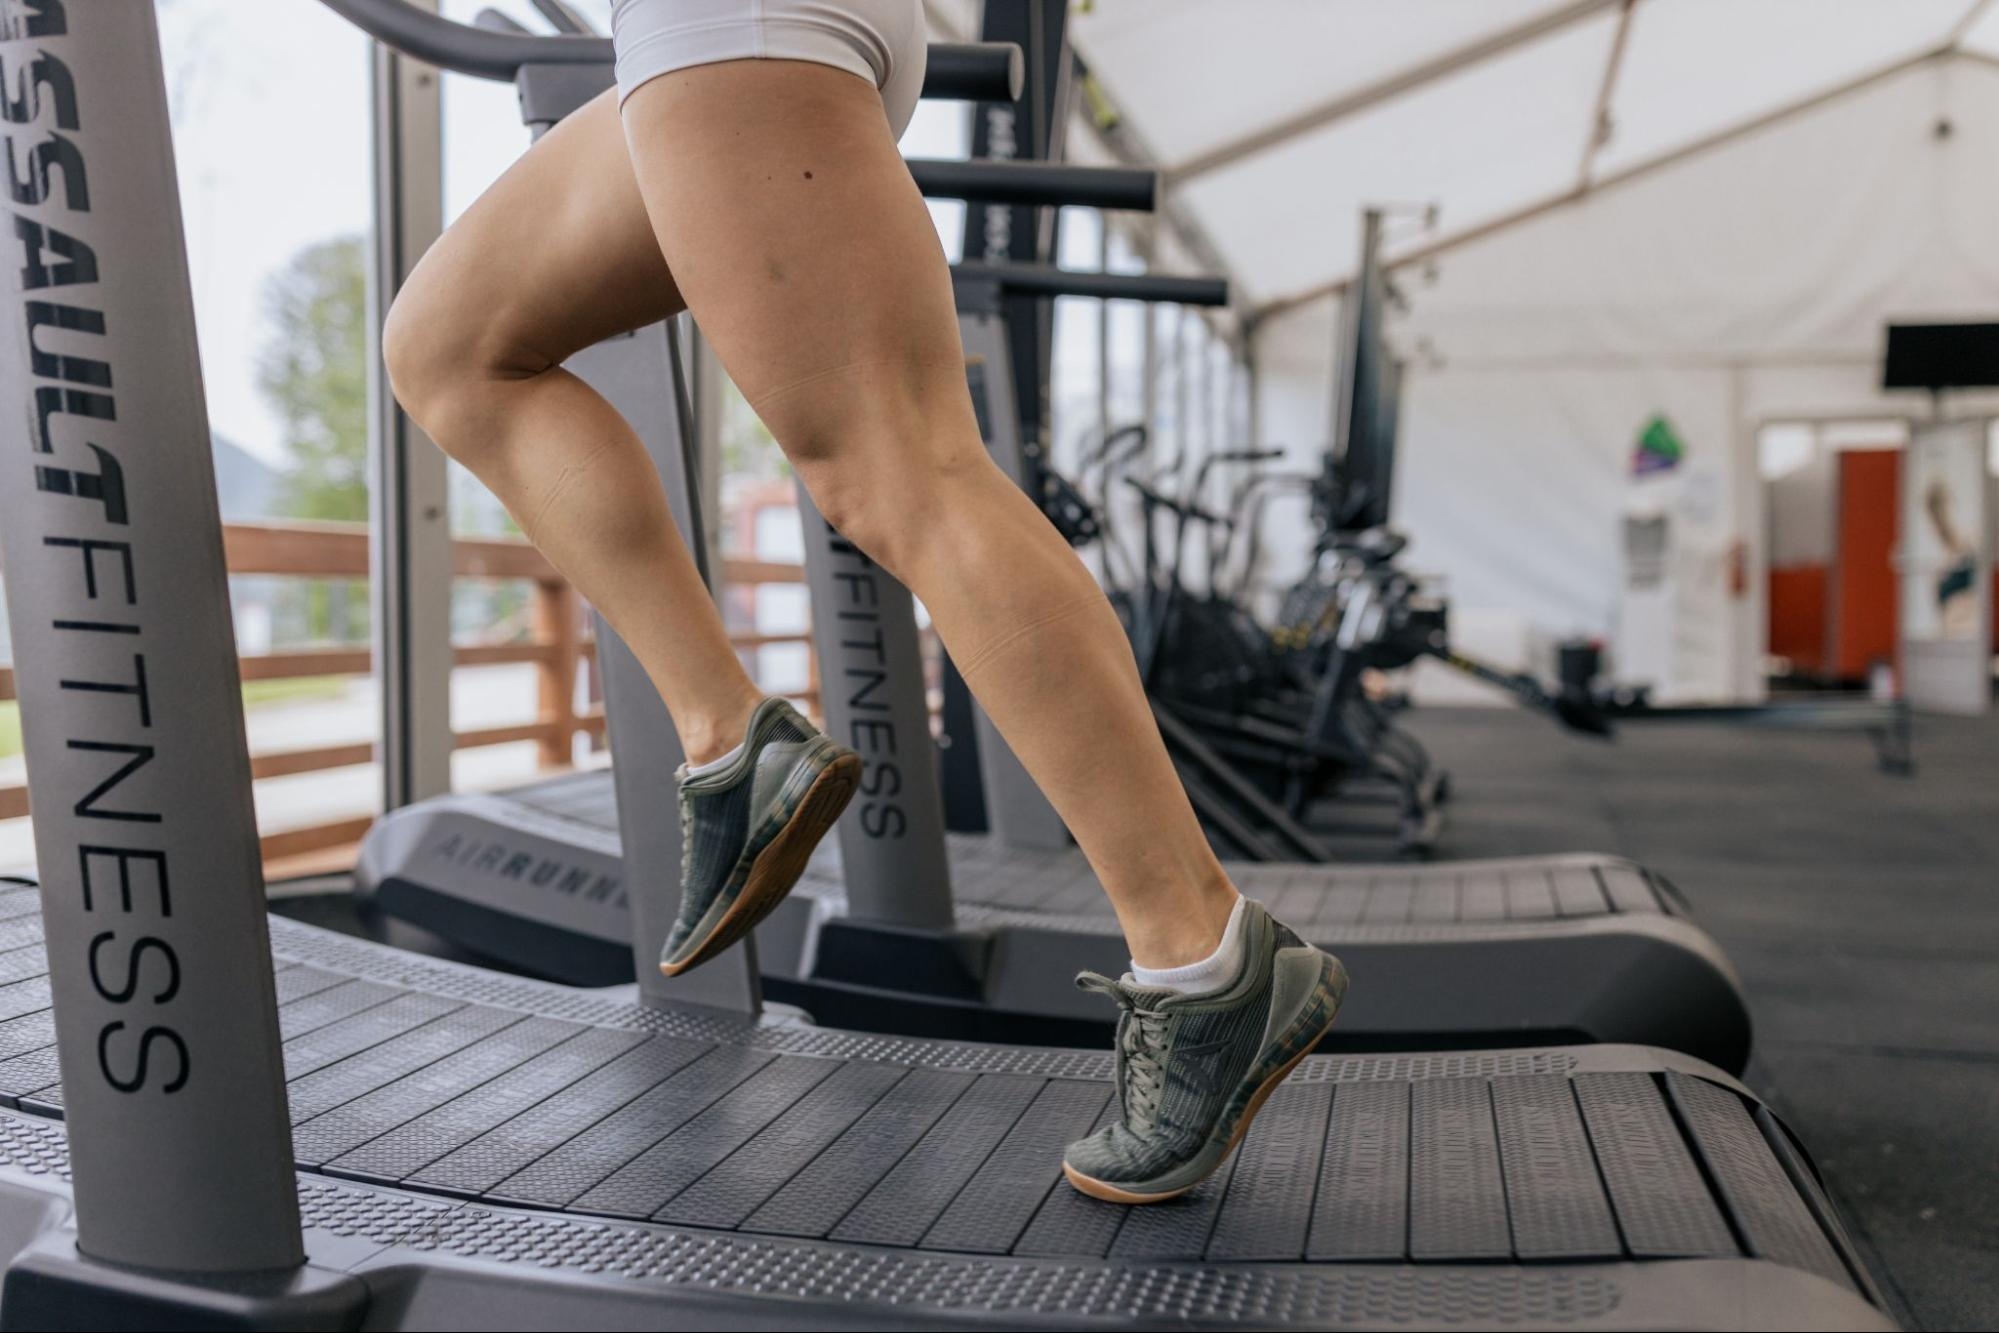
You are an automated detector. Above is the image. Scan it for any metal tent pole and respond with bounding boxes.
[0,0,339,1307]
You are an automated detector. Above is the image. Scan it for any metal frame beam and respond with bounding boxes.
[369,1,455,813]
[1252,44,1958,322]
[1577,0,1638,192]
[1165,0,1626,187]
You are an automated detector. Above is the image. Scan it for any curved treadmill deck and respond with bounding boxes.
[361,771,1751,1070]
[0,886,1883,1329]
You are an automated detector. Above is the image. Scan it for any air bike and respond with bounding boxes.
[352,12,1750,1068]
[0,2,1890,1327]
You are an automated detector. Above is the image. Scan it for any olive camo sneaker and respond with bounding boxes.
[660,697,861,977]
[1063,899,1348,1203]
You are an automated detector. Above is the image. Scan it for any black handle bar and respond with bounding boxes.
[318,0,1023,100]
[910,159,1155,211]
[952,262,1228,306]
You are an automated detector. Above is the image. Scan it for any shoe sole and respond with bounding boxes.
[659,752,862,978]
[1061,1005,1340,1206]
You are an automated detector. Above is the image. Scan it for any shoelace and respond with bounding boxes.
[677,793,695,903]
[1077,972,1172,1134]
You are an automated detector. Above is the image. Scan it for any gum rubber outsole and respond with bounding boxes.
[659,752,862,978]
[1061,1006,1341,1205]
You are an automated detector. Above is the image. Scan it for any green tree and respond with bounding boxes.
[257,235,368,522]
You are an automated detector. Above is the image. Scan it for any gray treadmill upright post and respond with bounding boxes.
[796,492,956,929]
[578,321,764,1010]
[0,1,304,1273]
[956,283,1070,850]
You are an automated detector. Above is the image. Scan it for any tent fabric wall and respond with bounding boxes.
[1252,54,1999,700]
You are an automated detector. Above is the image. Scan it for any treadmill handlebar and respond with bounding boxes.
[910,159,1155,211]
[316,0,1021,99]
[925,40,1027,103]
[953,261,1230,307]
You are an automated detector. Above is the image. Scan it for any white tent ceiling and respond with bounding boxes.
[1067,0,1999,311]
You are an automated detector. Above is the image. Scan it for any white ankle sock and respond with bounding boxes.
[1130,896,1248,995]
[682,740,744,780]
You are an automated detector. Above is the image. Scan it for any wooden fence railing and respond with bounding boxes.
[0,519,813,871]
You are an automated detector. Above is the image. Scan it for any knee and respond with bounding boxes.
[381,271,547,460]
[794,439,998,577]
[379,280,452,430]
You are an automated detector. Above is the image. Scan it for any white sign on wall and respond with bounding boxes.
[1900,420,1991,715]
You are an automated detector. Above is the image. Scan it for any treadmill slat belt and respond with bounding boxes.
[327,1025,647,1184]
[1459,874,1507,921]
[0,891,44,923]
[0,947,46,988]
[1012,1095,1128,1259]
[1408,874,1460,922]
[1307,1079,1411,1261]
[921,1077,1112,1254]
[1504,871,1558,921]
[274,963,354,1006]
[409,1035,710,1197]
[293,1015,584,1167]
[284,991,463,1077]
[575,1054,847,1219]
[1490,1074,1621,1258]
[1574,1071,1736,1258]
[1359,877,1415,924]
[739,1065,977,1238]
[1667,1071,1853,1290]
[0,978,50,1026]
[494,1043,770,1208]
[1108,1125,1242,1260]
[653,1059,904,1230]
[1599,864,1661,913]
[1551,868,1611,917]
[288,1004,529,1123]
[1410,1077,1511,1259]
[1208,1079,1335,1260]
[0,1013,53,1066]
[280,978,403,1041]
[0,1047,60,1102]
[831,1073,1045,1247]
[0,918,45,953]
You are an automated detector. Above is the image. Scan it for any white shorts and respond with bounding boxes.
[610,0,927,140]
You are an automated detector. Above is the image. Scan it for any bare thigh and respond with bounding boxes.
[392,87,683,385]
[615,60,977,475]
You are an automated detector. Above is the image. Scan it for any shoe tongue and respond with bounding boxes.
[1117,977,1180,1010]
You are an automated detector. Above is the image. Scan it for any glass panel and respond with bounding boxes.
[49,0,381,875]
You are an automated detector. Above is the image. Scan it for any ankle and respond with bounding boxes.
[1128,884,1241,971]
[680,690,763,767]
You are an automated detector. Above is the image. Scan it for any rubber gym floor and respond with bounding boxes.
[1327,704,1999,1332]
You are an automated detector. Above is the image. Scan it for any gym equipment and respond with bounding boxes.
[0,6,1891,1327]
[352,26,1751,1068]
[356,5,1751,1067]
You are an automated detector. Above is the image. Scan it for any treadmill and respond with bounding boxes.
[351,12,1750,1068]
[0,7,1887,1326]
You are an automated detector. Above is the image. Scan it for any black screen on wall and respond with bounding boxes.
[1883,321,1999,389]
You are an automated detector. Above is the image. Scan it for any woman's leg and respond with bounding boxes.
[382,90,761,766]
[620,62,1236,968]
